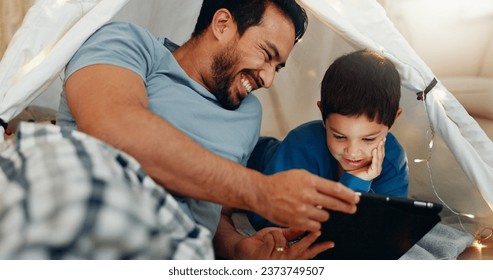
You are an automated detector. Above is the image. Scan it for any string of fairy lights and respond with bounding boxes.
[415,87,492,249]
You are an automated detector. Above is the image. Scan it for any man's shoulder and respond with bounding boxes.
[85,20,162,49]
[99,20,147,34]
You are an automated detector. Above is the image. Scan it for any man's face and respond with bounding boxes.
[210,5,296,110]
[325,113,389,172]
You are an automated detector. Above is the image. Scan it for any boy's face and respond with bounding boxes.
[324,113,389,173]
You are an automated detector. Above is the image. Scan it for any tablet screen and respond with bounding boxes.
[313,192,442,260]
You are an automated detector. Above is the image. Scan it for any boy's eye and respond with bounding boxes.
[333,134,346,140]
[363,138,376,142]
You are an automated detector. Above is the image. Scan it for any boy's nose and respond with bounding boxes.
[345,143,361,157]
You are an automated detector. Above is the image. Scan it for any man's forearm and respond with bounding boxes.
[66,65,264,212]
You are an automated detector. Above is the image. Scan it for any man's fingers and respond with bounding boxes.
[291,230,320,249]
[281,227,307,241]
[261,170,359,231]
[314,183,359,214]
[271,230,287,252]
[288,231,335,260]
[302,240,335,259]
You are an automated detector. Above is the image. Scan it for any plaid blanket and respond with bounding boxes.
[0,122,213,259]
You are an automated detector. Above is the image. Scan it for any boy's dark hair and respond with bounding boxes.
[192,0,308,44]
[320,49,401,128]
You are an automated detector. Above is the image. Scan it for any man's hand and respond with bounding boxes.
[255,169,359,232]
[233,227,334,260]
[347,139,385,181]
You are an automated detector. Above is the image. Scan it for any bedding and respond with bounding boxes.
[0,121,213,259]
[3,105,56,137]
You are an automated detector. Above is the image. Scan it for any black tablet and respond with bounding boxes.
[313,192,442,260]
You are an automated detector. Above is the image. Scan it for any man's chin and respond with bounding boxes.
[219,99,241,110]
[221,93,244,110]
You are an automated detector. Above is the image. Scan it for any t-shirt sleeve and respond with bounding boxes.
[64,21,160,82]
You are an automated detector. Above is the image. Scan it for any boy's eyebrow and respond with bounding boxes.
[328,127,345,135]
[329,126,383,137]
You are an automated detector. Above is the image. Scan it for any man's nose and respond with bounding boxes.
[259,64,276,89]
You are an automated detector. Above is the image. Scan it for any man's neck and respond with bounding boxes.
[173,38,212,91]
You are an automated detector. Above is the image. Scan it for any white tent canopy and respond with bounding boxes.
[0,0,492,233]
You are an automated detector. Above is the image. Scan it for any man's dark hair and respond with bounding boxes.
[320,49,401,128]
[192,0,308,43]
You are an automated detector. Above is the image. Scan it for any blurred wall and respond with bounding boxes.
[0,0,33,59]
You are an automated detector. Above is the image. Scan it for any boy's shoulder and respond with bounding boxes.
[283,120,325,142]
[283,120,327,149]
[384,132,407,164]
[289,120,325,136]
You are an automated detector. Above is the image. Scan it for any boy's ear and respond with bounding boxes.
[389,106,403,130]
[317,101,326,128]
[395,106,403,120]
[211,8,236,42]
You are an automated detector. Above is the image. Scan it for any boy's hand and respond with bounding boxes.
[347,139,385,181]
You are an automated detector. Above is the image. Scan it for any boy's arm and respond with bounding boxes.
[348,137,409,197]
[369,141,409,197]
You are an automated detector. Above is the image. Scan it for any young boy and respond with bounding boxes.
[247,49,409,230]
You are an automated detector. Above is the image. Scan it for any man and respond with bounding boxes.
[58,0,358,253]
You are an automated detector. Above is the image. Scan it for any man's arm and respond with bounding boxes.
[65,64,359,231]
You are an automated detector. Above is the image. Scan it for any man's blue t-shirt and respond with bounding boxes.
[247,120,409,230]
[57,21,262,235]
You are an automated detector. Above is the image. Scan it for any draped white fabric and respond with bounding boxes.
[0,0,492,228]
[0,0,129,128]
[294,0,493,225]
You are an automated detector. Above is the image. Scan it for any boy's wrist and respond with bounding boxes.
[339,172,372,192]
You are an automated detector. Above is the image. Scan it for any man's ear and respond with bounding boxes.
[389,107,403,130]
[211,8,236,41]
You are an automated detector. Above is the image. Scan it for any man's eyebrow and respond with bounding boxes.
[266,41,281,61]
[266,41,286,68]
